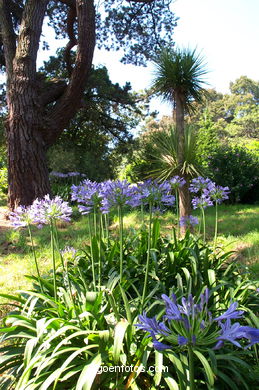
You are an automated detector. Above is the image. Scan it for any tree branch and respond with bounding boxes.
[46,0,96,145]
[0,0,17,83]
[58,0,76,7]
[64,5,77,76]
[39,78,67,106]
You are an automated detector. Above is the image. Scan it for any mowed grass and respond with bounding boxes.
[0,204,258,310]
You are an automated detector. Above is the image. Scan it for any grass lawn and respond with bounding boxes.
[0,203,258,310]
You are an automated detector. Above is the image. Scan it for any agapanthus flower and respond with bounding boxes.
[136,289,259,352]
[71,180,102,214]
[179,215,199,228]
[204,183,230,204]
[60,246,77,263]
[189,177,213,193]
[49,171,68,178]
[214,319,246,349]
[10,205,35,228]
[192,194,213,209]
[31,195,72,225]
[170,176,186,190]
[132,180,175,210]
[239,327,259,348]
[135,312,171,337]
[214,302,244,322]
[162,293,183,321]
[67,172,80,177]
[100,180,137,213]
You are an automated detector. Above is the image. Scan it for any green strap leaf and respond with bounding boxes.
[76,353,102,390]
[193,350,214,387]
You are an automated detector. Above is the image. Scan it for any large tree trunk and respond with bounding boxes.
[175,92,191,234]
[5,0,50,208]
[1,0,96,209]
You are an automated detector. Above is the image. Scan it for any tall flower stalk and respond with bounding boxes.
[141,202,153,311]
[50,220,57,301]
[204,183,230,248]
[170,176,186,236]
[10,206,43,293]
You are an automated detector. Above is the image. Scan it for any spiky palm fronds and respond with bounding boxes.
[149,125,202,181]
[152,47,208,112]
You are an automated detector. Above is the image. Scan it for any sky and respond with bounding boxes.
[31,0,259,116]
[90,0,259,115]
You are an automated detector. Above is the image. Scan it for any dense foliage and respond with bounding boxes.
[1,179,259,389]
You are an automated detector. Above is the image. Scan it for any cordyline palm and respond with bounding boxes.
[151,47,208,232]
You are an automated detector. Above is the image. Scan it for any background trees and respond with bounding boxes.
[0,0,177,208]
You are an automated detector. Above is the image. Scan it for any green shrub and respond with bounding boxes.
[0,167,7,198]
[206,145,259,203]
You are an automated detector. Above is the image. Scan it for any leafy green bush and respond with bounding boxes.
[0,166,7,198]
[206,145,259,203]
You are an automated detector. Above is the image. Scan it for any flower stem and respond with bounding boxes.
[175,190,179,237]
[141,202,152,311]
[27,224,43,293]
[88,214,96,291]
[50,220,57,301]
[213,201,218,250]
[201,207,206,242]
[118,206,124,282]
[54,221,65,271]
[188,345,195,390]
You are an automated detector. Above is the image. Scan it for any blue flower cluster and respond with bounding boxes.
[135,290,259,351]
[50,171,86,178]
[71,179,176,215]
[190,176,230,210]
[10,195,72,228]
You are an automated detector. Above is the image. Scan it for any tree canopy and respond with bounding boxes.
[0,0,178,208]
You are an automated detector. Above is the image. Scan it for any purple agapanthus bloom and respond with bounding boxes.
[214,319,246,349]
[179,215,199,228]
[214,302,244,322]
[135,312,170,337]
[100,180,137,213]
[162,294,183,321]
[239,327,259,348]
[133,180,175,210]
[31,195,72,225]
[61,246,77,259]
[10,205,35,228]
[135,312,171,351]
[152,339,171,351]
[192,194,213,209]
[189,177,214,193]
[204,183,230,204]
[67,172,80,177]
[71,180,102,214]
[50,171,68,178]
[170,176,186,190]
[178,335,196,346]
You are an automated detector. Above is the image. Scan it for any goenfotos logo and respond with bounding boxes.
[97,365,169,374]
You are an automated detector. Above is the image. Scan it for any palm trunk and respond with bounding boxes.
[175,92,191,234]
